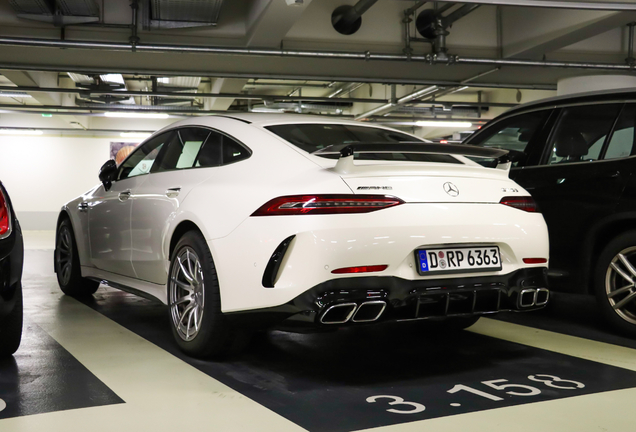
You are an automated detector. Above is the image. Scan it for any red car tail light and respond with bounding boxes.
[331,265,388,274]
[523,258,547,264]
[251,195,404,216]
[500,196,539,213]
[0,189,11,237]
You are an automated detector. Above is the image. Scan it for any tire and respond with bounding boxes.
[167,230,234,358]
[55,218,99,297]
[594,231,636,337]
[0,282,23,357]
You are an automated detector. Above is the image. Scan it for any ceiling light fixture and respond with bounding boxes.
[120,132,152,138]
[105,112,169,119]
[416,121,473,128]
[0,92,32,98]
[0,129,43,135]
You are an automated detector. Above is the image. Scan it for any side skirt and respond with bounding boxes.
[81,266,167,304]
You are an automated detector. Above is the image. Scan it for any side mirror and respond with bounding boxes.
[99,159,118,191]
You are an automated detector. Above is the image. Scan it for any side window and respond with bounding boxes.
[118,131,172,180]
[604,104,636,160]
[546,104,622,165]
[195,131,250,167]
[153,128,211,173]
[468,110,549,167]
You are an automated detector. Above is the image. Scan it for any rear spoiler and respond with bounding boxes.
[313,143,516,174]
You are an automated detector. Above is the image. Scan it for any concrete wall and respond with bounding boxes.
[0,135,113,230]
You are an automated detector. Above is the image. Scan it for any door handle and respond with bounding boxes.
[118,190,131,201]
[78,202,89,212]
[166,187,181,198]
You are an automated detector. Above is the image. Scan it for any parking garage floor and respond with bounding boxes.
[2,232,636,432]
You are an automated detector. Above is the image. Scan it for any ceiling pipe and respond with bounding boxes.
[0,85,387,104]
[419,0,636,11]
[332,0,379,35]
[0,36,630,71]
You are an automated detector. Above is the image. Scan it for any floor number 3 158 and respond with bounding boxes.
[366,375,585,415]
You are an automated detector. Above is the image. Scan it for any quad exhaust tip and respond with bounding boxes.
[518,287,549,308]
[320,300,387,324]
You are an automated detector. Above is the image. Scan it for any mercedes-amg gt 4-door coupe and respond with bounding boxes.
[55,114,550,358]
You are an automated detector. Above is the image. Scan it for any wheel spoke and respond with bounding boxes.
[178,257,194,283]
[171,277,193,293]
[186,250,194,279]
[193,307,200,332]
[613,291,636,310]
[611,262,633,284]
[179,303,195,325]
[608,285,634,298]
[185,307,195,339]
[618,254,636,279]
[171,295,191,306]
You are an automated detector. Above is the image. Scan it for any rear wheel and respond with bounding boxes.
[168,230,234,358]
[594,232,636,337]
[0,282,23,357]
[55,218,99,297]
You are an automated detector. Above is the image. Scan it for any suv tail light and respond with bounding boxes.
[252,195,404,216]
[0,188,12,238]
[500,196,539,213]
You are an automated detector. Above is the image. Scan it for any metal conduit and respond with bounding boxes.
[0,36,633,71]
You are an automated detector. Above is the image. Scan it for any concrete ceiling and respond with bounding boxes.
[0,0,634,138]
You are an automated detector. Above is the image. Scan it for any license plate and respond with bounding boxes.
[415,246,502,275]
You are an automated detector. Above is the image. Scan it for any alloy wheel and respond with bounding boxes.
[169,247,205,341]
[605,246,636,325]
[57,226,73,286]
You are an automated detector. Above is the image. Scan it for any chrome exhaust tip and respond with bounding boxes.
[535,288,549,306]
[518,288,537,308]
[352,300,387,323]
[320,303,357,324]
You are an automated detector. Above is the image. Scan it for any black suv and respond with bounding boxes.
[465,89,636,336]
[0,181,23,356]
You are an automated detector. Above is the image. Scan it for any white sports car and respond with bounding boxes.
[54,114,550,358]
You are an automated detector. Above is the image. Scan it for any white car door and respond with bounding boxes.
[130,127,221,285]
[87,131,172,277]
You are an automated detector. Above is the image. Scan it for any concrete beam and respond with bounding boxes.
[503,8,636,59]
[246,0,313,48]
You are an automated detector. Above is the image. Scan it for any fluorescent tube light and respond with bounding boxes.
[120,132,152,138]
[416,121,472,128]
[0,129,43,135]
[105,112,169,119]
[0,92,32,98]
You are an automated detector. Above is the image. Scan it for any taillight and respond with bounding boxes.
[500,196,539,213]
[331,265,388,274]
[0,189,11,238]
[251,195,404,216]
[523,258,547,264]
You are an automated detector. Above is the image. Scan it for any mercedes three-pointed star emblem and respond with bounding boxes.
[443,182,459,197]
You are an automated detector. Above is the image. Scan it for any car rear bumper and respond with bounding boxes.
[225,267,549,331]
[0,220,23,319]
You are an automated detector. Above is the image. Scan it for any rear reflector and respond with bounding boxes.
[0,189,10,237]
[331,265,388,274]
[523,258,547,264]
[500,196,539,212]
[252,195,404,216]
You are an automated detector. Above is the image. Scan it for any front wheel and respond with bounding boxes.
[168,230,234,358]
[594,232,636,337]
[55,218,99,297]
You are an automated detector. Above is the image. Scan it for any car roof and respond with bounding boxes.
[216,112,364,127]
[505,87,636,116]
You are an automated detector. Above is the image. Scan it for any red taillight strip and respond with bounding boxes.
[251,195,404,216]
[0,188,11,238]
[331,265,388,274]
[500,196,539,213]
[523,258,548,264]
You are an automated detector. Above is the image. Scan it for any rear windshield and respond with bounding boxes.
[265,123,461,164]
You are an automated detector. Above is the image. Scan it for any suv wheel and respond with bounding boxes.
[55,218,99,296]
[595,232,636,336]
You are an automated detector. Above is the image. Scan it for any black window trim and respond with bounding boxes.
[114,126,252,182]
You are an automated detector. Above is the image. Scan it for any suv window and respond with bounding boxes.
[266,123,460,164]
[546,104,622,165]
[470,110,548,151]
[153,128,211,173]
[118,131,172,180]
[195,131,251,167]
[604,104,636,160]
